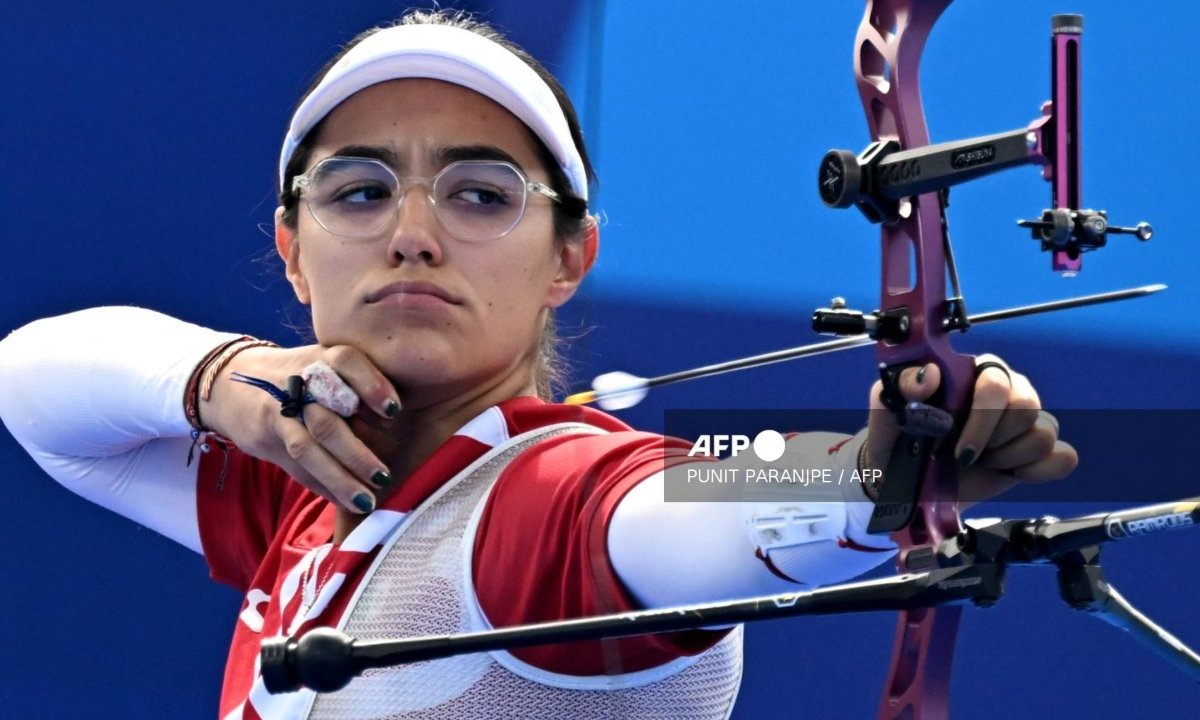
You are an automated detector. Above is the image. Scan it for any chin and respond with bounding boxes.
[375,350,459,383]
[355,331,528,393]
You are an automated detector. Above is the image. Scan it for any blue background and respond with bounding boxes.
[1,1,1197,717]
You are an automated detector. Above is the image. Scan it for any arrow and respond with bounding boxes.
[565,284,1165,410]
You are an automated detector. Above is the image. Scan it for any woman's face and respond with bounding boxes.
[277,79,588,402]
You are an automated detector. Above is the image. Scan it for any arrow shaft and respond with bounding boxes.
[598,284,1164,400]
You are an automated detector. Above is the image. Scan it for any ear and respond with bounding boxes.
[275,206,312,305]
[546,217,599,308]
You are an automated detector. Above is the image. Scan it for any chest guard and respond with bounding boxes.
[304,422,743,720]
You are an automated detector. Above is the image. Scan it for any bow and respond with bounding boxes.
[822,3,980,717]
[814,3,1148,718]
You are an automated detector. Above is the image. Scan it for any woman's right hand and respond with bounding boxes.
[198,344,401,514]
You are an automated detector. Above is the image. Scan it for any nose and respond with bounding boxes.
[385,185,443,266]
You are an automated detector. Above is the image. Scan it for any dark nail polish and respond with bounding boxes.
[371,469,392,488]
[957,447,977,468]
[352,492,375,513]
[385,399,401,418]
[916,366,927,384]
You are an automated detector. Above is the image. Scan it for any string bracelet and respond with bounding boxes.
[183,336,278,433]
[200,339,280,403]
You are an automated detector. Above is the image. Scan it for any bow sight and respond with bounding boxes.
[816,14,1151,282]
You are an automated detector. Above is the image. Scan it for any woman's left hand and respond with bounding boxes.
[863,353,1078,508]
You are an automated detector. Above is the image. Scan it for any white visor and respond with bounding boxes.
[278,23,588,202]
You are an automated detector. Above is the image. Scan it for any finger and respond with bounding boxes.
[896,362,941,402]
[956,356,1015,466]
[302,403,396,492]
[868,363,941,413]
[864,363,943,471]
[276,414,378,514]
[958,468,1019,509]
[1005,439,1079,482]
[323,345,402,419]
[958,440,1077,507]
[981,372,1042,450]
[303,361,360,417]
[975,411,1057,471]
[864,363,937,470]
[276,461,347,510]
[864,379,896,470]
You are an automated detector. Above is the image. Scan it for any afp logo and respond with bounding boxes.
[688,430,787,461]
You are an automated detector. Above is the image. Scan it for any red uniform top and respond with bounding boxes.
[196,397,724,719]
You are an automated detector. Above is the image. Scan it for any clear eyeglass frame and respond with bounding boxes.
[290,157,564,242]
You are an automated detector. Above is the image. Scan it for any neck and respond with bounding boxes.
[332,365,539,543]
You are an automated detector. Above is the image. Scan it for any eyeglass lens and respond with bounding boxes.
[303,158,530,241]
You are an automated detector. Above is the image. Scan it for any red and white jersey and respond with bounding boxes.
[196,397,738,719]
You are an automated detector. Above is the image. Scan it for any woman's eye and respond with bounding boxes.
[451,187,507,207]
[332,183,391,205]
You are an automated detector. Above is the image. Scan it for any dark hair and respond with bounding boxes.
[278,9,595,400]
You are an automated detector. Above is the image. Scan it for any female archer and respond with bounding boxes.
[0,9,1074,718]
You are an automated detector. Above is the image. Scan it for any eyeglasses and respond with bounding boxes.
[291,157,565,241]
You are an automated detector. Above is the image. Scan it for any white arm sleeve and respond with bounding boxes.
[607,431,897,610]
[0,307,244,553]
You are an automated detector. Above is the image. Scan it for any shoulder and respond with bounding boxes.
[494,399,691,497]
[473,400,726,674]
[479,399,697,568]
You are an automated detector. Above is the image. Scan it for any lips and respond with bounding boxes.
[367,280,462,305]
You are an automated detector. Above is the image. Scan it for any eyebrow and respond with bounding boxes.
[328,145,401,167]
[325,144,523,172]
[436,145,522,168]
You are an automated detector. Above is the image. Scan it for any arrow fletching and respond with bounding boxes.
[566,371,649,410]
